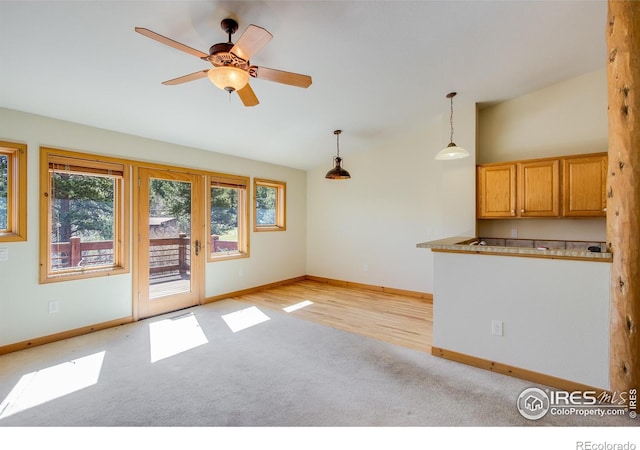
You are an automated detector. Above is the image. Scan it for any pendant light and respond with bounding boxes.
[325,129,351,179]
[435,92,469,160]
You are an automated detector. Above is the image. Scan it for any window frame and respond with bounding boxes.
[253,178,286,232]
[39,147,130,283]
[0,141,27,242]
[207,173,250,262]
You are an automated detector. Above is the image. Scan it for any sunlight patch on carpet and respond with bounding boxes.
[283,300,314,312]
[222,306,270,333]
[0,351,105,420]
[149,312,209,363]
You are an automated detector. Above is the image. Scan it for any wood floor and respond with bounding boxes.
[232,279,433,352]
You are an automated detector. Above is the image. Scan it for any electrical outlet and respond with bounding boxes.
[48,301,60,314]
[363,264,369,272]
[511,228,518,238]
[491,320,504,336]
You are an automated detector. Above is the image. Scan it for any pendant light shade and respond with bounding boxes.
[435,92,469,160]
[436,142,469,160]
[325,130,351,179]
[207,66,249,93]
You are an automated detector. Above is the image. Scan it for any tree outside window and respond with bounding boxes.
[254,178,286,231]
[40,148,129,283]
[209,175,249,261]
[0,142,27,242]
[0,154,8,231]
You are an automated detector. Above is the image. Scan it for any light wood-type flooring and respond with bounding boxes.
[233,279,433,352]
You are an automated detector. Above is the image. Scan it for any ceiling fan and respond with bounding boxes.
[135,18,312,107]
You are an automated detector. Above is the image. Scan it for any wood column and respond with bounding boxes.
[606,0,640,392]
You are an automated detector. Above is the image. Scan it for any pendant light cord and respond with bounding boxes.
[449,95,454,144]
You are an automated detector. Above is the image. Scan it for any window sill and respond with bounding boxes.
[254,226,286,232]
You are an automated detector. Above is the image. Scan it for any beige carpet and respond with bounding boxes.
[0,297,634,429]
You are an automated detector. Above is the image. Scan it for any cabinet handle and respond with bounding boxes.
[521,209,525,213]
[603,208,607,212]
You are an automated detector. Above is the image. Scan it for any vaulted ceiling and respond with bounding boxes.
[0,1,607,170]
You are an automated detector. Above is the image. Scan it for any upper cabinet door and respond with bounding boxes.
[517,159,561,217]
[562,154,608,217]
[477,164,517,218]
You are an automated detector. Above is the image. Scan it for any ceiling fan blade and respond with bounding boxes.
[161,70,210,85]
[135,27,208,59]
[251,66,312,88]
[237,83,259,107]
[230,25,273,62]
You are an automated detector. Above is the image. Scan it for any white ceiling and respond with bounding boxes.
[0,1,607,171]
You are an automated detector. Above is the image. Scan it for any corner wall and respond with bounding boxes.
[0,107,307,346]
[477,68,608,242]
[306,103,477,294]
[433,252,611,389]
[477,68,607,164]
[433,68,612,389]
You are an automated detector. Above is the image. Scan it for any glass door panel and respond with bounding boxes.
[148,178,192,299]
[136,168,204,319]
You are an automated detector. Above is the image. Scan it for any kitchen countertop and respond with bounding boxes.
[417,236,613,262]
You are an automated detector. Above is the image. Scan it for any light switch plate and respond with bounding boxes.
[492,320,504,336]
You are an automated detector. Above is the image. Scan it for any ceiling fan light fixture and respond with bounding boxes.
[135,20,311,107]
[435,92,469,160]
[208,66,249,92]
[325,130,351,179]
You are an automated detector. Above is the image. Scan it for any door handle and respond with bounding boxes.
[195,240,201,256]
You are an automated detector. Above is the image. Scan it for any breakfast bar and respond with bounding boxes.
[417,236,612,390]
[417,236,612,261]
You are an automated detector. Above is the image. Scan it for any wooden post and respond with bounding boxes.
[211,235,219,252]
[606,0,640,392]
[178,232,188,274]
[69,237,82,267]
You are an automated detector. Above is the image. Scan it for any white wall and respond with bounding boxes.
[0,108,307,346]
[477,68,608,242]
[0,69,608,351]
[433,252,611,389]
[306,103,477,294]
[477,68,607,164]
[430,68,612,389]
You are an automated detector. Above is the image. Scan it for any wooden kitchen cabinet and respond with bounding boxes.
[477,153,606,219]
[562,153,608,217]
[477,163,516,218]
[477,159,559,218]
[517,159,560,217]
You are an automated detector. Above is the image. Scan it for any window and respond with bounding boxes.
[40,148,130,283]
[0,141,27,242]
[208,174,249,261]
[254,178,286,231]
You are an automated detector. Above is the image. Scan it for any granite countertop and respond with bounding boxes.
[417,236,613,261]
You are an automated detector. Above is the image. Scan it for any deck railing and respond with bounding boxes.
[51,237,115,269]
[51,234,238,274]
[149,235,191,276]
